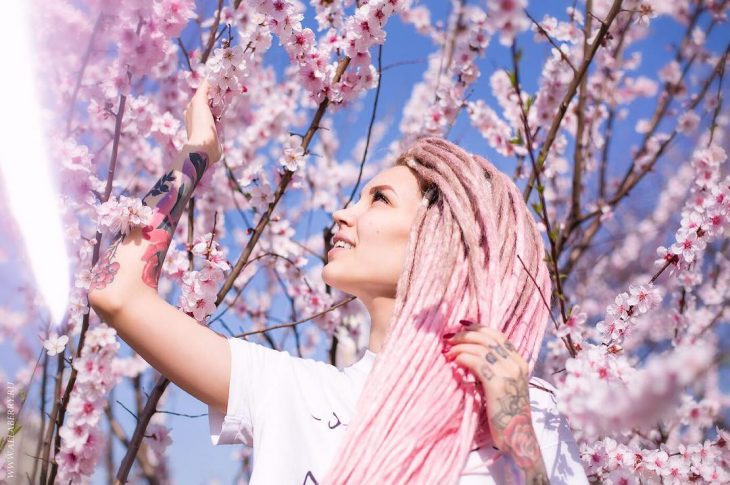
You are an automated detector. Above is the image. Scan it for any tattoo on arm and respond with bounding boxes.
[490,375,549,485]
[89,152,209,291]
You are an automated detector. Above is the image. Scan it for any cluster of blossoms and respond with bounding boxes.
[179,232,231,322]
[582,431,729,484]
[96,195,154,236]
[401,4,491,145]
[595,283,663,345]
[243,0,408,107]
[486,0,529,46]
[468,98,525,158]
[656,145,729,276]
[56,324,121,483]
[551,137,729,479]
[202,0,409,177]
[114,0,197,82]
[206,44,252,109]
[557,344,714,440]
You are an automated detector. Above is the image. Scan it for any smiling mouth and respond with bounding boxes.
[327,244,354,259]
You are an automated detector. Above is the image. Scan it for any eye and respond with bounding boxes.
[372,190,389,205]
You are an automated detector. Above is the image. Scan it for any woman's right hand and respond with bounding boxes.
[183,78,223,164]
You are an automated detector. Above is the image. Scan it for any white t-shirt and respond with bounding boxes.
[208,337,588,484]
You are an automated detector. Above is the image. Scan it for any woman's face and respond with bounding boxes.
[322,165,423,299]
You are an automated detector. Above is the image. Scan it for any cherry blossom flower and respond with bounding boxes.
[677,111,700,134]
[626,284,662,314]
[43,333,69,356]
[281,135,307,172]
[96,196,154,236]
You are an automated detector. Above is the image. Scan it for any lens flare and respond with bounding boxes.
[0,2,70,326]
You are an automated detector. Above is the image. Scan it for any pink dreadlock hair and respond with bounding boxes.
[321,136,552,484]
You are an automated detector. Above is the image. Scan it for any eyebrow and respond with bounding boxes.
[359,184,398,201]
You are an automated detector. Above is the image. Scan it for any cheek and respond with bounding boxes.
[358,216,413,272]
[359,214,412,251]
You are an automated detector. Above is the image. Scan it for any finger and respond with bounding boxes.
[452,352,496,383]
[444,328,490,347]
[443,342,488,359]
[486,341,509,359]
[198,77,209,96]
[444,342,501,362]
[192,78,209,102]
[450,326,513,350]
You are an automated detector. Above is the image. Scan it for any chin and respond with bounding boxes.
[321,266,356,296]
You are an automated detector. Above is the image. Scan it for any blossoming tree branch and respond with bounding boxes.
[0,0,728,483]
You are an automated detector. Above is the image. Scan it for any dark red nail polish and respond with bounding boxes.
[459,319,475,326]
[441,345,451,353]
[443,332,455,339]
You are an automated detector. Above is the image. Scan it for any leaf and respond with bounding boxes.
[507,70,517,88]
[525,95,534,112]
[549,228,559,242]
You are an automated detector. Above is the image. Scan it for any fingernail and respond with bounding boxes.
[442,332,455,340]
[459,319,475,326]
[441,345,451,353]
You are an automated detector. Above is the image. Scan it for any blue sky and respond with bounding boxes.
[1,1,728,483]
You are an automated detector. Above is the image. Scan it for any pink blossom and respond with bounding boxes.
[281,135,307,171]
[67,395,103,427]
[487,0,529,46]
[676,111,700,134]
[43,333,69,356]
[146,423,173,455]
[626,284,662,314]
[606,293,631,320]
[671,227,704,263]
[659,60,682,85]
[642,449,670,476]
[97,196,154,236]
[635,3,658,26]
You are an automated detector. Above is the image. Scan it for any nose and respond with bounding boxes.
[333,206,354,230]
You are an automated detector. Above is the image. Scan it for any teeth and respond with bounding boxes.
[334,241,353,249]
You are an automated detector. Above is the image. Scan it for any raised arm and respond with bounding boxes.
[88,80,231,414]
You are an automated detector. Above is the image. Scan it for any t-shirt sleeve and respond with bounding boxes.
[530,381,589,485]
[207,336,289,446]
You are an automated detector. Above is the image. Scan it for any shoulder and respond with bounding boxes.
[526,377,589,484]
[528,375,558,407]
[526,376,565,443]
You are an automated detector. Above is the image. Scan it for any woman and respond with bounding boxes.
[88,80,588,484]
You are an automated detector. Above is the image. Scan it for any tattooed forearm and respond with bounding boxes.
[139,151,208,288]
[89,150,209,291]
[489,375,549,484]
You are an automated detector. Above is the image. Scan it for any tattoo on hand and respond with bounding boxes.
[479,363,495,381]
[491,374,549,484]
[89,152,209,291]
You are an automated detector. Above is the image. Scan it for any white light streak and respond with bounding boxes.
[0,2,71,326]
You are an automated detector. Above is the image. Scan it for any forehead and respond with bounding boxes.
[363,165,418,192]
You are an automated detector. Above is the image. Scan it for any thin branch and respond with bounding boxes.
[233,296,357,339]
[65,13,104,137]
[524,9,577,74]
[522,0,624,202]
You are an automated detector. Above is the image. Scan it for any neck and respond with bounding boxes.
[361,294,395,353]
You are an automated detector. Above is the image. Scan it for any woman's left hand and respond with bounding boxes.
[443,319,547,479]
